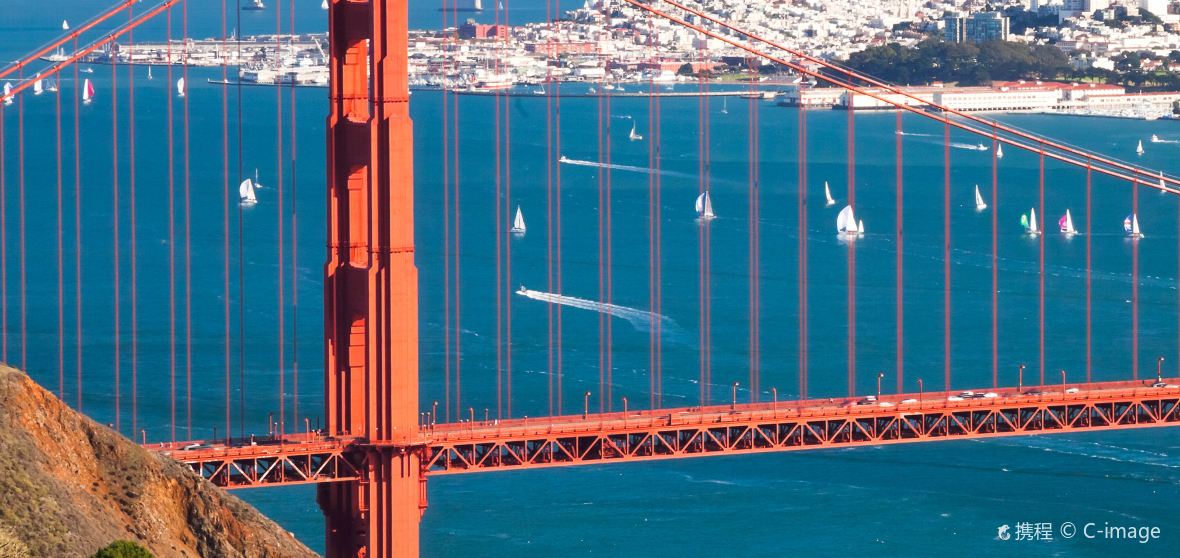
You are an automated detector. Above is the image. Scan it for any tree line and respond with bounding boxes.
[839,39,1070,86]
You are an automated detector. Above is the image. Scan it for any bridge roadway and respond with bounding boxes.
[154,378,1180,488]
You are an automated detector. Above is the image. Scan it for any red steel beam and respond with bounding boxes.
[424,382,1180,474]
[621,0,1177,193]
[160,380,1180,486]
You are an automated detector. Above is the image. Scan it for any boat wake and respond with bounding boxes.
[515,287,681,335]
[558,156,697,181]
[950,141,989,152]
[895,131,938,138]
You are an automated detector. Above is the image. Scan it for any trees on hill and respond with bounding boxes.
[841,39,1070,86]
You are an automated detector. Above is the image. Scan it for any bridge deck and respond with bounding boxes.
[156,378,1180,487]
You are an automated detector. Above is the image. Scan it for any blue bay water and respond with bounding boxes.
[2,1,1180,556]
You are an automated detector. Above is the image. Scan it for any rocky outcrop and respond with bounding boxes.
[0,365,318,557]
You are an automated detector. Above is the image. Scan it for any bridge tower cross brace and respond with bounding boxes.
[318,1,423,557]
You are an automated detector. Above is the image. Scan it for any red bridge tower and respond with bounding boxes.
[319,1,422,557]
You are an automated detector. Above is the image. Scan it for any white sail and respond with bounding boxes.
[177,77,186,97]
[1060,209,1076,235]
[824,181,835,206]
[1132,213,1141,236]
[720,97,728,114]
[147,66,153,80]
[62,20,69,30]
[511,205,526,233]
[629,121,643,141]
[3,82,12,106]
[694,192,705,214]
[974,185,987,211]
[322,0,329,8]
[82,79,94,104]
[239,178,258,204]
[33,79,43,96]
[858,219,864,234]
[1028,207,1039,234]
[996,143,1004,159]
[836,205,859,234]
[701,191,715,219]
[1137,140,1145,155]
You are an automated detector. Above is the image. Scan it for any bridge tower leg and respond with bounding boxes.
[319,1,421,557]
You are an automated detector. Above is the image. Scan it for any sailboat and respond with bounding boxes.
[824,181,836,207]
[1160,171,1167,195]
[1021,207,1040,236]
[243,0,265,10]
[82,79,94,105]
[720,97,729,115]
[836,205,861,237]
[2,83,11,106]
[695,191,715,220]
[62,20,69,31]
[1136,140,1145,155]
[511,205,526,234]
[147,66,153,80]
[974,185,987,211]
[33,78,43,96]
[176,76,186,98]
[629,121,643,141]
[996,143,1004,159]
[322,0,329,9]
[239,178,258,205]
[252,168,263,189]
[1058,209,1077,235]
[1124,214,1142,238]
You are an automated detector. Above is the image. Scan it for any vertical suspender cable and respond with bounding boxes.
[167,7,177,442]
[895,110,903,393]
[1,100,6,364]
[502,0,512,418]
[111,49,121,433]
[57,56,65,399]
[74,36,83,410]
[847,105,856,396]
[18,67,27,372]
[441,0,451,422]
[274,0,285,435]
[1086,158,1092,382]
[943,119,951,391]
[129,5,140,437]
[797,107,807,399]
[183,0,192,440]
[236,0,246,437]
[289,0,299,430]
[221,0,231,442]
[1039,146,1045,385]
[991,128,998,388]
[1132,177,1139,379]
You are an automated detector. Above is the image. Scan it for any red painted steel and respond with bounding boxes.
[161,379,1180,484]
[321,0,422,557]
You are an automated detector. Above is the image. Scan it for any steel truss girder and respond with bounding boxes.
[423,397,1180,475]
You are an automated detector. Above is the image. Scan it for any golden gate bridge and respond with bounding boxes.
[0,0,1179,556]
